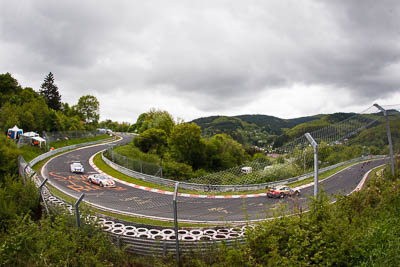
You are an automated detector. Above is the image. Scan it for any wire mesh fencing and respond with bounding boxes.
[99,105,399,189]
[188,105,397,186]
[104,147,163,177]
[42,130,101,146]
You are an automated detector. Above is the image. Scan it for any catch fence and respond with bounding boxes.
[103,104,399,189]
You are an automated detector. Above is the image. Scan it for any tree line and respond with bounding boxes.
[115,109,265,181]
[0,72,103,134]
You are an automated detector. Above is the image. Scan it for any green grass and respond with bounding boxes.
[95,153,372,195]
[93,153,176,192]
[50,134,111,149]
[368,165,386,180]
[20,145,44,162]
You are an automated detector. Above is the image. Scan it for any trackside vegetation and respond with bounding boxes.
[160,163,400,266]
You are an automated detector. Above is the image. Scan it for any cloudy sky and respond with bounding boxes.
[1,0,399,123]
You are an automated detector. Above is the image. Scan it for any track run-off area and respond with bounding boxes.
[41,135,386,223]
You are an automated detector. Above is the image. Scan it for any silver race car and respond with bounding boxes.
[87,174,116,187]
[70,161,85,173]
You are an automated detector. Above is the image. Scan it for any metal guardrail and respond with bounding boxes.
[110,234,245,256]
[29,137,114,166]
[101,152,387,192]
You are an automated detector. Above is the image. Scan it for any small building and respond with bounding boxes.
[7,125,23,139]
[241,166,253,174]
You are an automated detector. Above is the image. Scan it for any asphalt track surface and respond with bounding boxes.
[42,135,386,223]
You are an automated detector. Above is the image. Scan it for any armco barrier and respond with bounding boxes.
[29,136,115,166]
[110,234,245,256]
[102,152,387,192]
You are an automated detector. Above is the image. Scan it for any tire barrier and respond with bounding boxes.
[161,229,174,235]
[189,229,203,236]
[197,235,212,241]
[124,226,136,232]
[42,191,248,242]
[123,230,137,237]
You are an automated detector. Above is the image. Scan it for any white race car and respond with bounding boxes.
[87,174,116,187]
[70,161,85,173]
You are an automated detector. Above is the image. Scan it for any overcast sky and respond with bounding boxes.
[1,0,399,123]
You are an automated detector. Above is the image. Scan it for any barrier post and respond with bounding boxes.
[374,103,395,176]
[39,178,49,215]
[305,133,319,198]
[173,182,180,265]
[75,193,85,228]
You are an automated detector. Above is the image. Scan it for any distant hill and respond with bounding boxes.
[236,114,324,135]
[191,114,323,146]
[285,112,357,140]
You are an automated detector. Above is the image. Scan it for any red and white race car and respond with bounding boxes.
[87,174,116,187]
[267,185,300,198]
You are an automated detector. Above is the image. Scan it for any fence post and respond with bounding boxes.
[374,103,395,176]
[111,146,114,162]
[39,178,49,215]
[173,182,180,265]
[75,193,85,227]
[305,133,319,198]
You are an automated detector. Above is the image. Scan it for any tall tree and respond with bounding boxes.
[74,95,100,124]
[0,73,22,108]
[132,109,175,135]
[39,72,62,111]
[168,123,206,169]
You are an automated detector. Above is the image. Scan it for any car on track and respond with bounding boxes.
[87,174,116,187]
[70,161,85,173]
[267,185,300,198]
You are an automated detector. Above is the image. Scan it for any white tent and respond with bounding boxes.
[23,131,39,137]
[7,125,23,139]
[31,136,46,148]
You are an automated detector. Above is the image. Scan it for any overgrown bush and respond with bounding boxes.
[0,175,40,231]
[0,214,132,266]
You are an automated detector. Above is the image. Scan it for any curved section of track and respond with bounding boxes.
[42,135,386,223]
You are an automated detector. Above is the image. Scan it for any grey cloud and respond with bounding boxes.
[1,0,399,118]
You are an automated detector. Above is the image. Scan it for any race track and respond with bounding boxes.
[42,135,386,223]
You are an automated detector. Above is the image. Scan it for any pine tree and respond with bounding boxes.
[39,72,62,111]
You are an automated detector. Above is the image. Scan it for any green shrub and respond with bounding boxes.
[0,214,130,266]
[0,175,40,231]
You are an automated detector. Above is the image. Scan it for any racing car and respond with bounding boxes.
[267,185,300,198]
[87,174,116,187]
[70,161,85,173]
